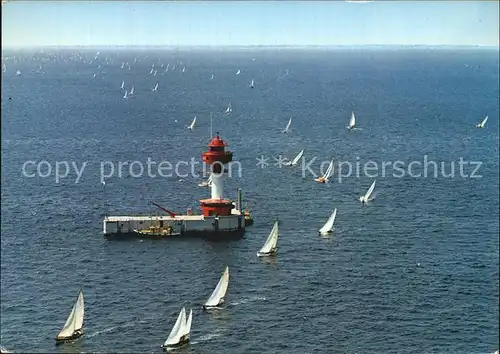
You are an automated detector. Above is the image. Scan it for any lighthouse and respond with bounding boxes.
[102,132,250,239]
[200,132,235,217]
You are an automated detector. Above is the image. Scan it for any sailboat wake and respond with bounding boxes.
[86,319,143,338]
[229,296,267,306]
[86,326,120,338]
[191,331,223,343]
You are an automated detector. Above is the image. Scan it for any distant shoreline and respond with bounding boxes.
[2,44,498,51]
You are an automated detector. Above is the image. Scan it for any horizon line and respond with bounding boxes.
[2,44,499,50]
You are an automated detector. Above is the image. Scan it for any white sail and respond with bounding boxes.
[210,74,214,80]
[149,67,154,75]
[56,289,84,340]
[322,159,334,180]
[123,90,128,99]
[198,175,209,186]
[152,82,158,91]
[188,116,196,130]
[130,86,135,95]
[204,266,229,308]
[164,307,186,347]
[282,118,292,133]
[257,221,279,256]
[225,102,232,114]
[286,149,304,166]
[198,174,213,187]
[292,149,304,165]
[477,115,488,128]
[182,67,186,72]
[236,69,240,75]
[182,309,193,339]
[120,81,124,89]
[360,180,376,202]
[250,78,254,88]
[348,111,356,129]
[319,208,337,234]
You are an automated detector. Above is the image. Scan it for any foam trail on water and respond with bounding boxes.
[86,326,119,338]
[195,332,223,342]
[86,319,142,338]
[229,296,267,306]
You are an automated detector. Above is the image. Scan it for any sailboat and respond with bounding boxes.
[347,111,356,130]
[152,82,159,92]
[120,81,125,89]
[225,102,233,115]
[198,174,212,187]
[257,220,279,257]
[236,69,241,75]
[284,149,304,166]
[187,116,196,130]
[182,67,186,72]
[0,346,11,353]
[314,159,334,183]
[476,115,488,128]
[16,70,21,76]
[129,86,135,95]
[162,307,192,349]
[149,67,154,75]
[282,118,292,133]
[203,266,230,309]
[210,74,214,80]
[319,208,337,235]
[250,78,255,88]
[55,289,85,343]
[123,90,128,99]
[359,180,376,203]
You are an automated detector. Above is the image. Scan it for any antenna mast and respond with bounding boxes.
[210,112,213,137]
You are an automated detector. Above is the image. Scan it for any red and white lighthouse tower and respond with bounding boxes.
[200,133,235,217]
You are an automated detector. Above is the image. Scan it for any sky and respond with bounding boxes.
[1,1,499,47]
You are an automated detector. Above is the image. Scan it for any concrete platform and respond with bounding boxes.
[103,214,245,240]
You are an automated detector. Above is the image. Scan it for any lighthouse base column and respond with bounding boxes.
[211,173,224,200]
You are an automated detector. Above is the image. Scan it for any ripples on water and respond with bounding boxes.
[1,48,499,353]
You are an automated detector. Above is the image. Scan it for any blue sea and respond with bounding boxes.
[1,47,499,353]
